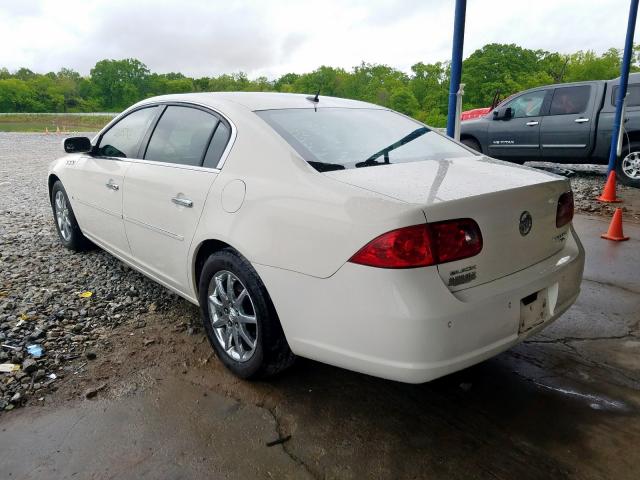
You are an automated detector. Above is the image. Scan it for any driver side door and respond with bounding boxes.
[71,106,159,258]
[488,89,550,162]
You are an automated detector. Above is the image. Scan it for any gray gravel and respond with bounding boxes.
[0,133,183,412]
[0,133,633,412]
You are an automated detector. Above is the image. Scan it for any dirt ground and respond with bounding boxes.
[1,133,639,479]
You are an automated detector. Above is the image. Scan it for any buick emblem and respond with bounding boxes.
[519,211,533,236]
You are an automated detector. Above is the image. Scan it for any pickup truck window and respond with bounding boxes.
[504,90,546,118]
[549,86,591,116]
[612,84,640,107]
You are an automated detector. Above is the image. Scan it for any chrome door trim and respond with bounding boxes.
[491,144,540,148]
[124,216,184,241]
[82,230,199,304]
[75,198,122,219]
[541,144,587,148]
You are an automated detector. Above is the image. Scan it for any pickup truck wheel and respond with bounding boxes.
[461,138,482,153]
[617,144,640,188]
[198,248,295,379]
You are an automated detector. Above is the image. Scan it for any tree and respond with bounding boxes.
[390,87,420,116]
[0,79,40,111]
[0,43,638,122]
[90,58,150,110]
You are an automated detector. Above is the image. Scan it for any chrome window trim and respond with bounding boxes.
[82,154,221,174]
[92,100,237,172]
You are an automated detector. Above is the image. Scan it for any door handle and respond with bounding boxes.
[171,197,193,208]
[525,121,539,126]
[575,117,590,123]
[105,181,119,191]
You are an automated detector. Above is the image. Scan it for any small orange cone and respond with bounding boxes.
[601,208,629,241]
[596,171,622,203]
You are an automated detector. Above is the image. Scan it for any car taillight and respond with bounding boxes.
[429,218,483,264]
[349,219,482,269]
[556,191,574,228]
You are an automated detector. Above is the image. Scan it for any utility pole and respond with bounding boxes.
[608,0,639,173]
[446,0,467,139]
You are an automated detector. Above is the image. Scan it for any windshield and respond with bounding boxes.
[256,108,475,171]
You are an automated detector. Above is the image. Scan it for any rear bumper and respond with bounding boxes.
[255,226,585,383]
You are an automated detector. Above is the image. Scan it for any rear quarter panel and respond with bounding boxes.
[189,109,427,294]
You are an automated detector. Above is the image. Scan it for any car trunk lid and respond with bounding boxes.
[324,157,572,291]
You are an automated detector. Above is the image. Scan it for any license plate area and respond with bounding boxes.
[519,288,549,334]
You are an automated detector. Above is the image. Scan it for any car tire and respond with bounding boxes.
[198,248,295,379]
[461,138,482,153]
[50,180,92,251]
[616,142,640,188]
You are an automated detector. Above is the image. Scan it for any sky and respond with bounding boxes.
[0,0,638,78]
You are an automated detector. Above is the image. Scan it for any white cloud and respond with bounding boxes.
[0,0,637,77]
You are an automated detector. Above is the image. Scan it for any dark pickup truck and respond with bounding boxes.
[459,73,640,187]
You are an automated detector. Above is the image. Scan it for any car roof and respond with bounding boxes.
[137,92,385,112]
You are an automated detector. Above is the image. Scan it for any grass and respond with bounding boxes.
[0,113,116,132]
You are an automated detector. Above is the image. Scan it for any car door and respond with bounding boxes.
[122,104,232,293]
[69,106,159,258]
[487,89,549,162]
[540,84,596,161]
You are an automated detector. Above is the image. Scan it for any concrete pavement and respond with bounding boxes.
[0,215,638,480]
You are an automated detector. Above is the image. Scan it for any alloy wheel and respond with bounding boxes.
[622,151,640,179]
[208,270,258,362]
[54,190,72,241]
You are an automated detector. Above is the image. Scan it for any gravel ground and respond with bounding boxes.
[528,161,640,222]
[0,132,638,412]
[0,133,188,412]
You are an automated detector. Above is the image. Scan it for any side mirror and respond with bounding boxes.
[492,107,513,121]
[63,136,92,154]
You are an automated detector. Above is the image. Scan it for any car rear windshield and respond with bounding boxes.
[256,108,474,172]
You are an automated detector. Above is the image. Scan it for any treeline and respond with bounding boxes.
[0,43,637,127]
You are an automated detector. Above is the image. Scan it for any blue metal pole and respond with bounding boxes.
[446,0,467,138]
[608,0,639,173]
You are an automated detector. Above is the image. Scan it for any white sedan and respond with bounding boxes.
[48,92,584,383]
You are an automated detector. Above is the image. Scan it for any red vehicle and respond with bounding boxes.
[461,107,491,121]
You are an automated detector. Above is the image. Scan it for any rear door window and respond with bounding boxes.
[96,106,158,158]
[144,106,219,166]
[611,84,640,106]
[549,86,591,115]
[203,122,231,168]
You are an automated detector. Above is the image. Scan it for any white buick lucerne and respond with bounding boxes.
[48,92,584,383]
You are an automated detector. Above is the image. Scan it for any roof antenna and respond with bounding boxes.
[306,88,320,104]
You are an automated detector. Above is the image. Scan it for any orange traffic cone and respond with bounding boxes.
[601,208,629,241]
[596,171,622,203]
